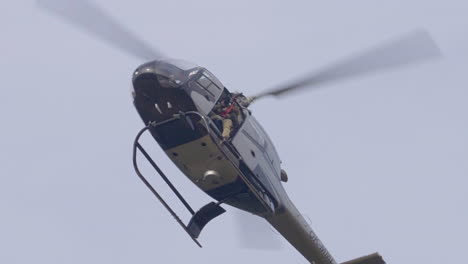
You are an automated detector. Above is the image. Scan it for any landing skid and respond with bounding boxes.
[132,125,226,247]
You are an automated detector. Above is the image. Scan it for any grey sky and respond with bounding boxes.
[1,0,467,263]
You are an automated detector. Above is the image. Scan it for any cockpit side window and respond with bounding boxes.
[195,71,223,98]
[188,70,224,114]
[197,75,212,90]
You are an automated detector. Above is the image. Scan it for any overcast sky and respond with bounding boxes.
[1,0,467,263]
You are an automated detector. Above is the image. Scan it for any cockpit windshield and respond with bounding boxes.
[152,60,201,87]
[156,75,180,88]
[163,59,199,71]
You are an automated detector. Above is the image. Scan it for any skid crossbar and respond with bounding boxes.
[132,125,202,248]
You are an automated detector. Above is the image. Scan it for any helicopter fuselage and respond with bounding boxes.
[132,60,282,213]
[132,60,337,264]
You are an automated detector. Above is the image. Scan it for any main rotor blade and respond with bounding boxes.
[254,30,441,99]
[234,210,283,250]
[37,0,162,61]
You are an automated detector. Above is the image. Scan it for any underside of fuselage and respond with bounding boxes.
[131,61,342,264]
[132,68,272,215]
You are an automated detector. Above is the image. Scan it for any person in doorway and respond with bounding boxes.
[211,96,240,141]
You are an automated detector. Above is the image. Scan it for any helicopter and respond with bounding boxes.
[38,1,441,263]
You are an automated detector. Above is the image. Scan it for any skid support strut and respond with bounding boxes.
[132,122,226,247]
[133,124,202,247]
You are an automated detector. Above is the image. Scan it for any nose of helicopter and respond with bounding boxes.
[132,61,198,123]
[132,60,189,92]
[132,61,179,99]
[132,68,160,101]
[132,62,164,94]
[132,61,158,84]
